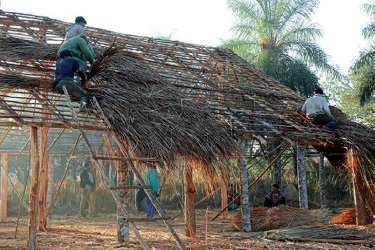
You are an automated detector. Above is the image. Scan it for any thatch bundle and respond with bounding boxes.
[87,47,238,168]
[230,206,331,232]
[330,208,373,225]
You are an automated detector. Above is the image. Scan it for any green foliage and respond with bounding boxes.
[351,1,375,104]
[222,0,338,97]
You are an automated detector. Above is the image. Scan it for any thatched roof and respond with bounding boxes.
[0,10,375,186]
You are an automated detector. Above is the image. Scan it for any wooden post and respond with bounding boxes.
[239,141,251,232]
[27,127,39,250]
[348,148,366,225]
[0,153,8,222]
[38,126,48,229]
[46,155,55,212]
[184,164,196,237]
[273,141,282,188]
[296,143,308,210]
[318,151,327,209]
[220,179,228,218]
[117,159,129,242]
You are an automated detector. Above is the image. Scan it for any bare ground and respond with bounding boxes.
[0,209,374,250]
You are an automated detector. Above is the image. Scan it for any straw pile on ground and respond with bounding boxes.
[230,206,331,232]
[330,208,373,225]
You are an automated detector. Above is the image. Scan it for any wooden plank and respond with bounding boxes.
[0,153,8,222]
[27,127,39,250]
[110,185,151,190]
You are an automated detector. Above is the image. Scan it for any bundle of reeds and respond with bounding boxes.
[230,206,331,231]
[330,208,373,225]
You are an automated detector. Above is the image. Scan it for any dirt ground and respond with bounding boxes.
[0,209,374,250]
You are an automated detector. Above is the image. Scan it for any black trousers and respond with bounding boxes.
[312,114,338,131]
[264,197,286,207]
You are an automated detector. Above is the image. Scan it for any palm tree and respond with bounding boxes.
[352,1,375,105]
[223,0,338,97]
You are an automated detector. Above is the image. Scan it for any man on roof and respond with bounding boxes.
[301,88,338,133]
[54,49,89,112]
[65,16,95,56]
[58,34,96,81]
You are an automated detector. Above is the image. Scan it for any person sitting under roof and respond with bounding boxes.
[301,88,338,133]
[54,49,89,112]
[264,184,286,207]
[65,16,95,56]
[57,34,95,81]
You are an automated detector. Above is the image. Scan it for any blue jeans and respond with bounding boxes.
[73,57,87,79]
[55,78,89,104]
[146,193,157,219]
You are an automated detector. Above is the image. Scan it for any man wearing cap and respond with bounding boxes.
[301,88,338,132]
[79,161,96,218]
[54,49,89,112]
[65,16,95,56]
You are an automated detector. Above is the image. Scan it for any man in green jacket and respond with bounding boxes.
[57,35,95,80]
[80,161,96,218]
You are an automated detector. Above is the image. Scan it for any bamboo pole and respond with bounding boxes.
[27,127,39,250]
[0,153,8,222]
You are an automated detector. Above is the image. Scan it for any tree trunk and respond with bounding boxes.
[27,127,39,250]
[296,143,308,210]
[184,164,196,237]
[46,155,55,212]
[117,160,129,242]
[239,141,251,232]
[348,149,367,225]
[0,153,8,222]
[39,126,48,229]
[221,179,228,218]
[273,141,282,188]
[318,151,327,209]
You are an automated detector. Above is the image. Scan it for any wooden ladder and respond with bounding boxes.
[62,86,186,250]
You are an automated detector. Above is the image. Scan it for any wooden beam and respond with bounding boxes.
[94,156,159,162]
[184,164,196,237]
[348,148,367,225]
[0,153,8,222]
[38,103,48,229]
[220,180,228,219]
[27,127,39,250]
[239,141,251,232]
[127,217,171,222]
[297,143,308,210]
[319,151,327,209]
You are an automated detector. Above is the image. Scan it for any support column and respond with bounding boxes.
[318,151,327,209]
[46,155,55,212]
[184,164,196,237]
[220,179,228,218]
[39,126,48,229]
[273,141,282,188]
[348,148,366,225]
[239,141,251,232]
[296,143,308,210]
[117,159,129,242]
[27,127,39,250]
[0,153,8,222]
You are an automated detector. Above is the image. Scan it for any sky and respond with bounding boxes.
[0,0,371,74]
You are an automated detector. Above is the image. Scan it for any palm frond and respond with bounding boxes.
[363,22,375,39]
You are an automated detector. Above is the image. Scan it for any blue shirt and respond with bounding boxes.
[145,167,159,194]
[265,190,286,199]
[54,57,81,87]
